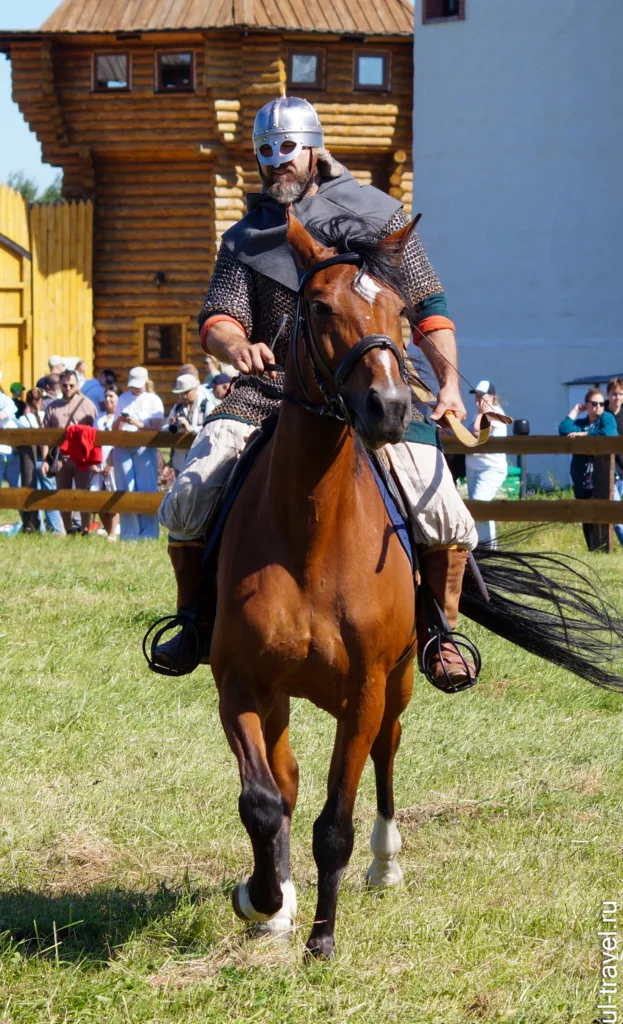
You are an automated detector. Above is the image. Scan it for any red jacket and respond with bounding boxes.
[59,424,103,470]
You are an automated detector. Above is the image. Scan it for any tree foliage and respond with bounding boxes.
[5,170,63,203]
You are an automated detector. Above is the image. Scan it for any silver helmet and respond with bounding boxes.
[252,96,323,168]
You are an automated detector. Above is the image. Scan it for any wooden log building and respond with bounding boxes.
[0,0,414,399]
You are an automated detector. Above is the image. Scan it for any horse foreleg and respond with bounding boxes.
[306,688,385,960]
[263,694,299,935]
[367,660,414,888]
[218,678,284,924]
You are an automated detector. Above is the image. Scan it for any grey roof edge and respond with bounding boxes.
[563,374,623,386]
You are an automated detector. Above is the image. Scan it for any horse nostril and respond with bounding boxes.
[366,389,385,423]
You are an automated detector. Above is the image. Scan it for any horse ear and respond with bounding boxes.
[378,213,422,261]
[286,208,333,270]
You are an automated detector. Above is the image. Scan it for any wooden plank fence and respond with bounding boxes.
[0,430,621,531]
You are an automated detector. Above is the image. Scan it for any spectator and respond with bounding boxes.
[16,388,64,536]
[606,377,623,548]
[82,368,117,410]
[465,380,509,549]
[91,384,121,541]
[207,373,231,407]
[112,366,164,541]
[203,353,221,386]
[41,374,62,409]
[0,372,20,488]
[42,369,99,536]
[37,354,65,388]
[75,359,86,384]
[10,383,26,418]
[559,387,618,549]
[178,362,210,405]
[167,373,209,477]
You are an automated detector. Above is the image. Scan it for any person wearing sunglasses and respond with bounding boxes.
[559,387,617,548]
[606,377,623,547]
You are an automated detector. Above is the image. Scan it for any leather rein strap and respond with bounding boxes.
[291,253,407,424]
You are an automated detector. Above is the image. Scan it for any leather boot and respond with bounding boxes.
[417,546,477,690]
[151,543,214,674]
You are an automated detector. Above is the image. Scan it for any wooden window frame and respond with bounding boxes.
[155,49,196,94]
[287,48,326,91]
[353,50,391,93]
[422,0,466,24]
[92,51,132,93]
[138,317,188,366]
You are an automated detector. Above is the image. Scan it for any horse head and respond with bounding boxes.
[286,211,418,449]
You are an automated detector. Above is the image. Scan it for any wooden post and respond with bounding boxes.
[591,453,615,553]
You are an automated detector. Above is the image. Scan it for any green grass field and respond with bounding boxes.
[0,508,622,1023]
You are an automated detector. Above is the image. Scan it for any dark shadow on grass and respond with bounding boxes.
[0,881,226,967]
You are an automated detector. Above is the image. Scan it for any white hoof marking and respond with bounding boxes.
[366,813,404,888]
[237,877,297,935]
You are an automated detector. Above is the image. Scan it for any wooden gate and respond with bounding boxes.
[0,187,32,387]
[0,185,93,389]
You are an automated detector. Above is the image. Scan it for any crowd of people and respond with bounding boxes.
[559,376,623,550]
[0,353,233,541]
[2,358,623,549]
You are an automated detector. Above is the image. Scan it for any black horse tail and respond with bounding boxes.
[460,548,623,692]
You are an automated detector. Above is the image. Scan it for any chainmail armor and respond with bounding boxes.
[198,208,444,427]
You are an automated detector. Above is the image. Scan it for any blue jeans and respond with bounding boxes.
[0,451,20,487]
[37,464,64,534]
[112,447,160,541]
[614,477,623,548]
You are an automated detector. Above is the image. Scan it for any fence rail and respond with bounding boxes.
[0,429,620,531]
[3,429,623,456]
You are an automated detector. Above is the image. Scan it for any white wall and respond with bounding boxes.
[412,0,623,483]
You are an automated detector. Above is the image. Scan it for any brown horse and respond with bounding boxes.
[211,212,420,958]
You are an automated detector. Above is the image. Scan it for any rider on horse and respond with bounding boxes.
[154,96,479,689]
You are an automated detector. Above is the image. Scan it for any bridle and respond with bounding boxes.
[290,253,408,425]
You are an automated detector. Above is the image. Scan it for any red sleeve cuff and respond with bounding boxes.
[200,314,247,352]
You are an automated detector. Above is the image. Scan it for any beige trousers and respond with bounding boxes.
[159,416,477,550]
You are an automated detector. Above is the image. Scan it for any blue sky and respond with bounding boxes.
[1,1,64,190]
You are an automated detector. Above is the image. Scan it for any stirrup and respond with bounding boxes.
[421,628,481,694]
[142,609,202,677]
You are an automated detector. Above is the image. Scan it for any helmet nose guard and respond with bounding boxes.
[253,96,323,168]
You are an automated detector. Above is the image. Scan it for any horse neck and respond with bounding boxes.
[266,384,362,549]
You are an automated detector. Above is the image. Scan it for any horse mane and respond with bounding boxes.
[307,215,413,316]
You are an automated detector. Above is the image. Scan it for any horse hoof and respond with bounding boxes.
[304,935,336,961]
[365,859,404,888]
[233,877,297,936]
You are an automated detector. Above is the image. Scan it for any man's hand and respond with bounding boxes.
[430,384,467,424]
[41,461,49,477]
[231,341,276,378]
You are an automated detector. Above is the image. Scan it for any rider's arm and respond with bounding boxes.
[384,210,466,422]
[198,244,275,377]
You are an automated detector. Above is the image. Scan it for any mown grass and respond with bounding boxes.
[0,506,621,1022]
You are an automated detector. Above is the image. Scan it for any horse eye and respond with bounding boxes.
[311,301,333,317]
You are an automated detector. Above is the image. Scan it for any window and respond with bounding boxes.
[156,51,194,92]
[93,53,130,92]
[423,0,465,22]
[354,51,390,92]
[288,49,325,90]
[143,323,183,364]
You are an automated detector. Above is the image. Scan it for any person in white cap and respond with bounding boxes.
[48,354,65,374]
[112,367,164,541]
[167,373,209,476]
[466,380,509,549]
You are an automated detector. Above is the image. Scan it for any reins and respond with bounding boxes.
[245,252,408,426]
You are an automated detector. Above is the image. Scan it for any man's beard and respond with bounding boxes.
[262,163,312,205]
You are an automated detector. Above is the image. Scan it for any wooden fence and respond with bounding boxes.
[1,430,621,547]
[0,185,93,390]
